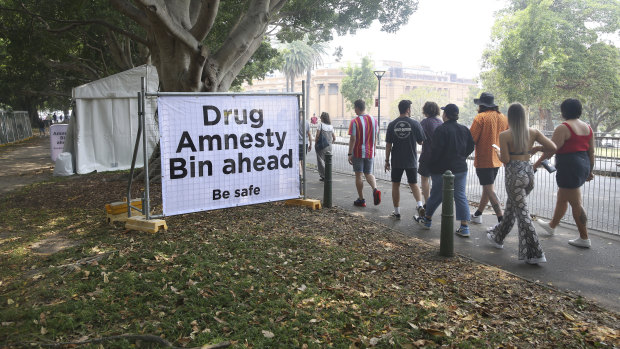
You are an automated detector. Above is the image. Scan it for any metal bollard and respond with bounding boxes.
[440,170,455,257]
[324,151,332,208]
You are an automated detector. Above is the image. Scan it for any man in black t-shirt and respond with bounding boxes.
[384,100,426,220]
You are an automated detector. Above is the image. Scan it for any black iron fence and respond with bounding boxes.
[306,126,620,236]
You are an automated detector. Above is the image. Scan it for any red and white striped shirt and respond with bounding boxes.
[348,114,378,159]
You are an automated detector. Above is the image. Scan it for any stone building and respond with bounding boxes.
[242,60,476,128]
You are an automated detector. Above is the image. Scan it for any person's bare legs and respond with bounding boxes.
[355,172,365,199]
[409,183,422,203]
[549,188,569,228]
[566,188,589,239]
[392,182,400,207]
[477,191,489,213]
[364,173,377,191]
[482,184,503,218]
[420,176,430,202]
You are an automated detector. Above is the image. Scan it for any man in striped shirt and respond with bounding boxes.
[347,99,381,207]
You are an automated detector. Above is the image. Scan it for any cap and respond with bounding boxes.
[441,103,459,116]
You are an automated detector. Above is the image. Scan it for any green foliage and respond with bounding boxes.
[340,56,378,112]
[389,87,450,122]
[482,0,620,131]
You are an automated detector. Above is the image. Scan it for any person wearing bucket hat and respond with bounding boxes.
[469,92,508,226]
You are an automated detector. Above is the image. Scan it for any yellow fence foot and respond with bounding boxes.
[125,216,168,234]
[105,198,143,215]
[106,212,144,224]
[285,198,322,210]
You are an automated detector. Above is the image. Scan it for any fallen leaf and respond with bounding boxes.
[423,328,446,337]
[561,311,575,321]
[262,330,274,338]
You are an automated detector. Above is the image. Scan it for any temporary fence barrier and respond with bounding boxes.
[306,127,620,236]
[0,111,33,145]
[127,78,307,221]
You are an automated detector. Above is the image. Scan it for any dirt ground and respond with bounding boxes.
[0,136,55,196]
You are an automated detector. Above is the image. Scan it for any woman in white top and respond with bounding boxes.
[314,112,337,181]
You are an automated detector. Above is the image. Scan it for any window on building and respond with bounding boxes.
[328,84,338,95]
[318,84,325,94]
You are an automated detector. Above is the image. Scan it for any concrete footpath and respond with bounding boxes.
[304,168,620,313]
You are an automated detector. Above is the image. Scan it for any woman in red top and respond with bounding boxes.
[535,99,595,248]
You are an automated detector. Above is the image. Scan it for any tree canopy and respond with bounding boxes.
[340,56,378,112]
[1,0,419,121]
[481,0,619,131]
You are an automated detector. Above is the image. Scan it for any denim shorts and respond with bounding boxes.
[352,157,373,174]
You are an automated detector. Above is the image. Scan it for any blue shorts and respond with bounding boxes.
[392,168,418,184]
[352,157,373,174]
[556,152,590,189]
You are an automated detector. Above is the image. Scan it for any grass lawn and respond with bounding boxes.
[0,173,618,348]
[595,147,620,159]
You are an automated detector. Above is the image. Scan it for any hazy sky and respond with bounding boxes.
[325,0,508,79]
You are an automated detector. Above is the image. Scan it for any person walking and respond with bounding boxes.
[418,101,443,205]
[417,104,475,237]
[314,112,336,181]
[384,100,426,219]
[347,99,381,207]
[535,99,595,248]
[486,103,556,264]
[470,92,508,224]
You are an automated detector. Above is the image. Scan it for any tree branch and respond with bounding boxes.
[108,0,150,28]
[15,2,149,46]
[190,0,220,41]
[44,60,101,81]
[212,0,270,77]
[217,36,263,91]
[135,0,202,52]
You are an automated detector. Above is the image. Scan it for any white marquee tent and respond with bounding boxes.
[64,65,159,174]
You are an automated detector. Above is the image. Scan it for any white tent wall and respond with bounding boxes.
[68,65,159,174]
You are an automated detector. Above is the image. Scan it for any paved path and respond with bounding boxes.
[304,168,620,313]
[0,136,54,196]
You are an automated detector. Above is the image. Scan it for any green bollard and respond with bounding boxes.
[440,170,455,257]
[324,151,332,208]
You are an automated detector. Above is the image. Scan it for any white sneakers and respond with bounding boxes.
[568,238,591,248]
[537,220,556,235]
[536,220,591,248]
[470,213,482,224]
[525,254,547,264]
[486,232,504,249]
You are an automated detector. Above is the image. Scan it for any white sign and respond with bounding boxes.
[50,124,68,161]
[158,95,300,216]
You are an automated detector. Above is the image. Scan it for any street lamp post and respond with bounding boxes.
[373,70,386,143]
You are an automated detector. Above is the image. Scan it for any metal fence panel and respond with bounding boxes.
[307,126,619,236]
[0,111,33,145]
